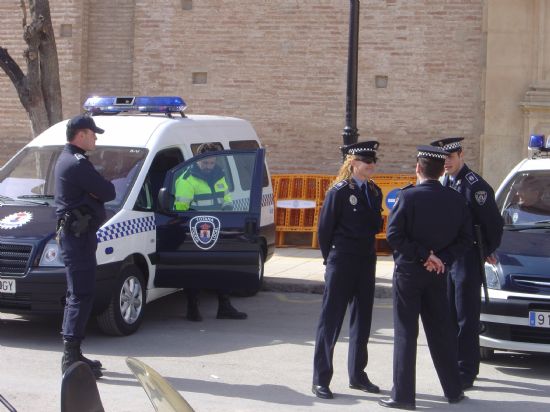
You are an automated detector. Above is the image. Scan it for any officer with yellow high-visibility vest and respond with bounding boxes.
[174,143,247,321]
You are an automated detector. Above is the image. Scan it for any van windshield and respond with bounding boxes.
[0,146,147,209]
[497,171,550,227]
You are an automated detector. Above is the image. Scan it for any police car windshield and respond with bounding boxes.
[0,146,146,208]
[498,171,550,227]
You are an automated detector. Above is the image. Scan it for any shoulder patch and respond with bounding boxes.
[333,180,349,190]
[465,172,478,185]
[474,190,488,206]
[74,153,86,161]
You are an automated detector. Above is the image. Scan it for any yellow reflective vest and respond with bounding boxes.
[174,166,231,211]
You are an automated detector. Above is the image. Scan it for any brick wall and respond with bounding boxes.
[0,0,484,177]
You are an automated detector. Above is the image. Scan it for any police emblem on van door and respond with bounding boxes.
[190,216,221,250]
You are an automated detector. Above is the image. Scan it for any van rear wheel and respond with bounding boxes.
[97,264,145,336]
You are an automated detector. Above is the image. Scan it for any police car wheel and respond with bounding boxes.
[234,250,265,297]
[97,264,146,336]
[480,346,495,361]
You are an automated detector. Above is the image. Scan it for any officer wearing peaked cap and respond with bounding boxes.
[430,137,503,390]
[312,141,383,399]
[379,146,472,410]
[55,114,116,379]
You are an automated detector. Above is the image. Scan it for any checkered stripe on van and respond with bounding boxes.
[231,193,273,211]
[262,193,274,207]
[97,216,155,243]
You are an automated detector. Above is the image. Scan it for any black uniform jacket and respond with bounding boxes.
[442,164,503,256]
[54,144,116,231]
[318,179,383,261]
[386,180,473,275]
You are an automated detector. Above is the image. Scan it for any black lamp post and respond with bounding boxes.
[342,0,360,150]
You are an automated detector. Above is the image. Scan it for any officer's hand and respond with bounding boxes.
[485,254,498,265]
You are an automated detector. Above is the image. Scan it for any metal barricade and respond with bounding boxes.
[272,173,416,250]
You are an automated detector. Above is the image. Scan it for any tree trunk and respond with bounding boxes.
[0,0,62,137]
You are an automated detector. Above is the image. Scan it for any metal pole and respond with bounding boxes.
[342,0,360,149]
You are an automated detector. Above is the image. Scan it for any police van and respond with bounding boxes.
[480,134,550,358]
[0,96,275,335]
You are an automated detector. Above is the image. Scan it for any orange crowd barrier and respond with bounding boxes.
[272,173,416,250]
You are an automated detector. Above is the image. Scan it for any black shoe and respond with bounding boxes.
[312,384,333,399]
[217,302,247,319]
[448,392,465,404]
[349,379,380,394]
[378,398,416,410]
[80,352,102,369]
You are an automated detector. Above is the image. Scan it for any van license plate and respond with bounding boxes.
[0,278,16,294]
[529,311,550,328]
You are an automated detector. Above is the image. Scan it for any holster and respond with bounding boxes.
[61,207,93,238]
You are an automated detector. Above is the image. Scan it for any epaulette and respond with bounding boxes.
[74,153,86,161]
[465,172,479,185]
[333,180,349,190]
[401,183,414,190]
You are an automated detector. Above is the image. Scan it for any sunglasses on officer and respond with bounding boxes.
[356,156,377,164]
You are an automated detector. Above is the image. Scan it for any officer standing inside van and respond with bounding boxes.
[55,115,116,379]
[174,143,247,321]
[430,137,503,390]
[312,141,383,399]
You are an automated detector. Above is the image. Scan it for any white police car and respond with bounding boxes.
[0,96,275,335]
[480,134,550,358]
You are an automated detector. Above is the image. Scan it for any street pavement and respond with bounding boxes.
[263,247,394,298]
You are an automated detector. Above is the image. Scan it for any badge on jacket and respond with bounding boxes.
[349,195,357,205]
[475,190,487,205]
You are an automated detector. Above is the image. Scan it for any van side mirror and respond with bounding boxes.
[157,188,174,213]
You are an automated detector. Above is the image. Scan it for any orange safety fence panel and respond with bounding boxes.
[271,173,416,249]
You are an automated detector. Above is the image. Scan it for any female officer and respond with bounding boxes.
[312,141,383,399]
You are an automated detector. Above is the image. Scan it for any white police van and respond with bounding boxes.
[480,134,550,358]
[0,96,275,335]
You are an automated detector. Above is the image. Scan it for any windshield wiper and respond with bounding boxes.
[18,194,54,199]
[14,196,49,206]
[0,195,14,203]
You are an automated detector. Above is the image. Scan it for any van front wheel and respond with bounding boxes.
[97,264,145,336]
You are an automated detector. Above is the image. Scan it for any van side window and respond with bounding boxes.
[135,148,184,211]
[229,140,269,188]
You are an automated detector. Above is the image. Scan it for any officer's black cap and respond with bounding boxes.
[417,145,449,160]
[66,114,104,136]
[430,137,463,153]
[341,141,379,159]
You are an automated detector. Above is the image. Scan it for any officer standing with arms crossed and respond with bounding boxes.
[312,141,383,399]
[430,137,503,390]
[379,145,472,410]
[55,115,116,379]
[174,143,247,321]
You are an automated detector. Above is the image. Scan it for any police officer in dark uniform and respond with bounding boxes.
[54,114,116,379]
[379,146,472,410]
[312,141,383,399]
[431,137,503,389]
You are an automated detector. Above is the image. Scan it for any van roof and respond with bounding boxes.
[29,114,254,149]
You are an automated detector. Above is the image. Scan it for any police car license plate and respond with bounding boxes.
[529,311,550,328]
[0,278,16,294]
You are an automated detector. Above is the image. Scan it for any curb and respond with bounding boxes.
[262,277,393,299]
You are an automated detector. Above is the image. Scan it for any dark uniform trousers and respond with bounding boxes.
[313,250,376,386]
[447,247,481,381]
[392,269,462,404]
[60,229,98,341]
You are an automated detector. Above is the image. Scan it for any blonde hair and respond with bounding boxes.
[330,155,357,189]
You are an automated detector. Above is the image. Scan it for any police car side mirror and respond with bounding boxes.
[157,188,175,214]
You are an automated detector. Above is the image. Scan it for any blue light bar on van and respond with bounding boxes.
[83,96,187,114]
[528,134,545,149]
